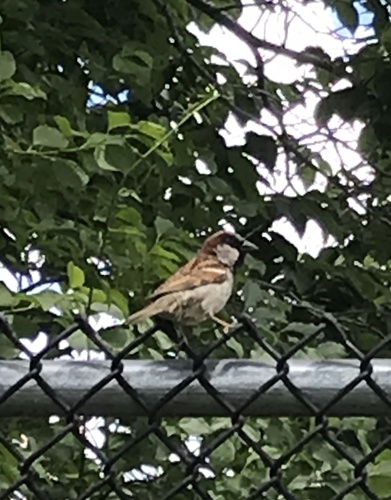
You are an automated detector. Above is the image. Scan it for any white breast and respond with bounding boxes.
[163,271,234,324]
[201,271,234,315]
[178,270,234,319]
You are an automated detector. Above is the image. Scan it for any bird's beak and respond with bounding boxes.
[241,239,258,252]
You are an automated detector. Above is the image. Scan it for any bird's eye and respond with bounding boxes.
[226,235,241,248]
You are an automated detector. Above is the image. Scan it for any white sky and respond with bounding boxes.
[190,0,372,256]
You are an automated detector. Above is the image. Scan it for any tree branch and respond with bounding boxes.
[186,0,342,73]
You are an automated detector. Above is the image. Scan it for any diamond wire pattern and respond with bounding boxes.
[1,313,391,499]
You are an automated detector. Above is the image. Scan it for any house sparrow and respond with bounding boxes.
[125,231,257,331]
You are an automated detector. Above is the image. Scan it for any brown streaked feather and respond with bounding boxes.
[149,256,228,300]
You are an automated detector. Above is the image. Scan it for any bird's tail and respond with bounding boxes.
[125,297,174,325]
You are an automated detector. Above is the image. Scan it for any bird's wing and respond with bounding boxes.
[149,256,228,300]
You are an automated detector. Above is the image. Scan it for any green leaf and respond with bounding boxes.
[155,332,175,350]
[90,302,125,320]
[81,132,124,149]
[151,244,181,263]
[245,255,266,276]
[368,472,391,498]
[67,262,85,288]
[178,417,212,435]
[135,121,167,140]
[242,281,262,308]
[54,116,74,137]
[280,322,323,336]
[107,289,129,317]
[112,47,153,85]
[335,1,359,34]
[3,81,46,100]
[32,291,63,311]
[33,125,69,149]
[368,452,391,478]
[300,164,316,188]
[242,423,261,442]
[67,162,89,187]
[289,474,311,491]
[316,157,333,176]
[108,111,131,131]
[102,327,132,349]
[154,216,175,238]
[243,132,277,171]
[317,341,347,358]
[226,336,244,357]
[116,207,142,227]
[373,450,391,463]
[94,145,119,171]
[147,347,164,359]
[68,329,97,351]
[315,87,367,125]
[153,147,173,166]
[0,51,16,81]
[0,336,19,359]
[55,160,89,188]
[11,316,37,337]
[315,96,334,126]
[122,46,153,68]
[0,283,14,306]
[118,187,142,202]
[212,440,236,469]
[105,144,137,172]
[0,104,23,124]
[358,124,378,157]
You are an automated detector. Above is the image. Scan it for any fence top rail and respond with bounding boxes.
[0,358,390,418]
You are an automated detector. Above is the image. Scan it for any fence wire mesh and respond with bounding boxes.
[1,312,391,500]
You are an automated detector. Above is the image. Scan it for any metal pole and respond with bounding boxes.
[0,359,389,417]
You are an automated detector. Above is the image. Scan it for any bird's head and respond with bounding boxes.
[201,230,258,268]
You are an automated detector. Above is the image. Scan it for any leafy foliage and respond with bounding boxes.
[1,0,391,498]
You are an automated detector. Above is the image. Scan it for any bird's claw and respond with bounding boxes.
[223,321,238,334]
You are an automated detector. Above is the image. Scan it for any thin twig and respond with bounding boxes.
[185,0,352,76]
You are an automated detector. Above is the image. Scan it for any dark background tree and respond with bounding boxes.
[1,0,391,498]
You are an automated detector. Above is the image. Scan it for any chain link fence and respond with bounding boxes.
[1,312,391,499]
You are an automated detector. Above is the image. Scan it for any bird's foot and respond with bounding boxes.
[210,314,236,334]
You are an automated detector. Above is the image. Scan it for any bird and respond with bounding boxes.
[125,230,258,332]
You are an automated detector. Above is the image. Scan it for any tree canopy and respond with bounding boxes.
[1,0,391,498]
